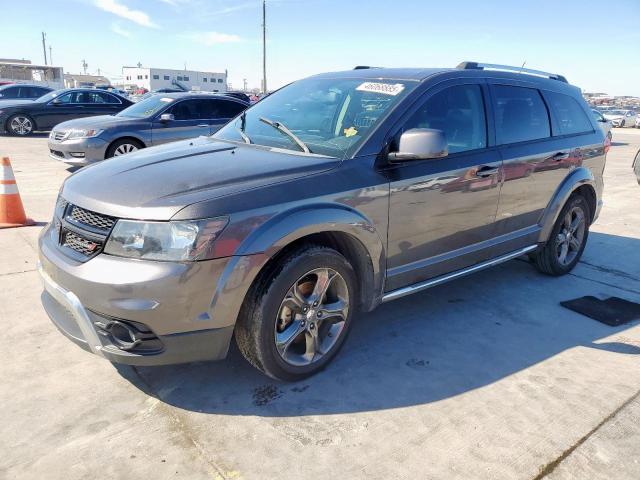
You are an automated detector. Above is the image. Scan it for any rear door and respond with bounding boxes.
[489,83,589,256]
[151,99,211,145]
[385,81,502,291]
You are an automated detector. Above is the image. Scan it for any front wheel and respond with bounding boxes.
[532,194,590,276]
[235,245,357,381]
[106,138,143,158]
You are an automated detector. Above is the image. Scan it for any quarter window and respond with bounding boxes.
[546,91,592,135]
[403,84,487,154]
[492,85,550,144]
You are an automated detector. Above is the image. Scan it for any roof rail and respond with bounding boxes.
[456,61,568,83]
[353,65,381,70]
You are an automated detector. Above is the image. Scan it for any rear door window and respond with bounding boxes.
[402,84,487,154]
[492,85,551,144]
[545,91,593,135]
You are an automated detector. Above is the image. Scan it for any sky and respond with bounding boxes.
[3,0,640,96]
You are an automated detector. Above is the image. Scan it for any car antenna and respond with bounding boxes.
[518,60,526,74]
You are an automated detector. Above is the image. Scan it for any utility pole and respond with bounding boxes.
[82,59,88,75]
[49,46,53,65]
[41,32,48,65]
[262,0,267,93]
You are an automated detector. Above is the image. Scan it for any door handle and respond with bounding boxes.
[475,166,499,177]
[553,151,570,161]
[197,124,209,128]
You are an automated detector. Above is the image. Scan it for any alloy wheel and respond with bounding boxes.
[10,116,33,135]
[555,206,586,266]
[274,268,349,367]
[114,143,138,156]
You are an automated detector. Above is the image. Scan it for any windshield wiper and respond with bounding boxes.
[259,117,311,153]
[236,128,251,144]
[236,112,251,144]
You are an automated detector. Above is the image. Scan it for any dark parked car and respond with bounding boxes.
[38,62,606,381]
[0,83,53,100]
[48,93,249,164]
[0,88,133,136]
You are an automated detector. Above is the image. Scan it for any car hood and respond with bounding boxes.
[62,136,341,220]
[603,114,624,120]
[53,115,139,131]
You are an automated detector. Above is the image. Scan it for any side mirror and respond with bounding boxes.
[159,113,174,123]
[388,128,448,162]
[598,118,607,123]
[51,98,61,105]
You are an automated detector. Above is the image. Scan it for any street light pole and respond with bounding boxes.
[41,32,48,65]
[262,0,267,94]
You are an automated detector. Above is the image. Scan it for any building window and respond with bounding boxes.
[203,78,207,82]
[153,74,159,80]
[126,76,130,80]
[145,75,148,79]
[213,89,219,92]
[210,78,215,82]
[164,75,170,80]
[177,76,183,81]
[184,76,189,81]
[137,75,142,80]
[217,78,223,83]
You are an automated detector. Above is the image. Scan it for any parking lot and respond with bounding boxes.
[1,129,639,479]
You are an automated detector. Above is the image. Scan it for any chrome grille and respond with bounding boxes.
[56,196,69,213]
[52,131,66,141]
[69,206,116,232]
[62,231,102,257]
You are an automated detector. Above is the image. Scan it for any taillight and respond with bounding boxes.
[604,135,611,154]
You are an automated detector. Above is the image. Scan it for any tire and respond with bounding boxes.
[235,245,357,381]
[7,114,35,136]
[532,194,590,276]
[607,131,612,140]
[105,138,143,158]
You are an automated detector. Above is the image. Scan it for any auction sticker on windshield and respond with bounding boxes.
[356,82,405,96]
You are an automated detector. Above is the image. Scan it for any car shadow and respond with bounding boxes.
[116,232,640,417]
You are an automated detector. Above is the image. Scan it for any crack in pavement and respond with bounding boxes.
[532,389,640,480]
[0,269,37,277]
[568,270,640,296]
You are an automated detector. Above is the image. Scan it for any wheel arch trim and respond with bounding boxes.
[207,204,386,329]
[537,167,596,243]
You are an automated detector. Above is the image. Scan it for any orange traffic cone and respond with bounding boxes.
[0,156,34,228]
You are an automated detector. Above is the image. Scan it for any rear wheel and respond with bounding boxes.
[532,194,590,276]
[106,138,143,158]
[235,245,357,381]
[7,114,34,136]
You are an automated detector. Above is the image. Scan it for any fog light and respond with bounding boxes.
[69,152,85,158]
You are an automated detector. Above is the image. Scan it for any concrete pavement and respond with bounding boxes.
[1,129,639,479]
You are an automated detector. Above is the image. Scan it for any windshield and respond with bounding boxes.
[117,95,175,118]
[214,77,416,158]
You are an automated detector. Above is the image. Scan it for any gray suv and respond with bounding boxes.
[38,62,606,381]
[47,93,248,165]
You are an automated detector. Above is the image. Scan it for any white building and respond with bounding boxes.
[121,66,227,92]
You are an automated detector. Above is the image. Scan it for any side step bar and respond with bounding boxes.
[381,245,538,303]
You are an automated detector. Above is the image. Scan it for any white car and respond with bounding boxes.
[592,109,613,140]
[603,109,636,128]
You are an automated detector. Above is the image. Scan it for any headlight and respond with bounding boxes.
[104,217,229,261]
[66,128,103,139]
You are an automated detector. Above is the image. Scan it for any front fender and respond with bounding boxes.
[207,204,386,329]
[538,166,595,243]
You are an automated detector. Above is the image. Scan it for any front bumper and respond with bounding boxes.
[38,224,236,365]
[48,136,109,165]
